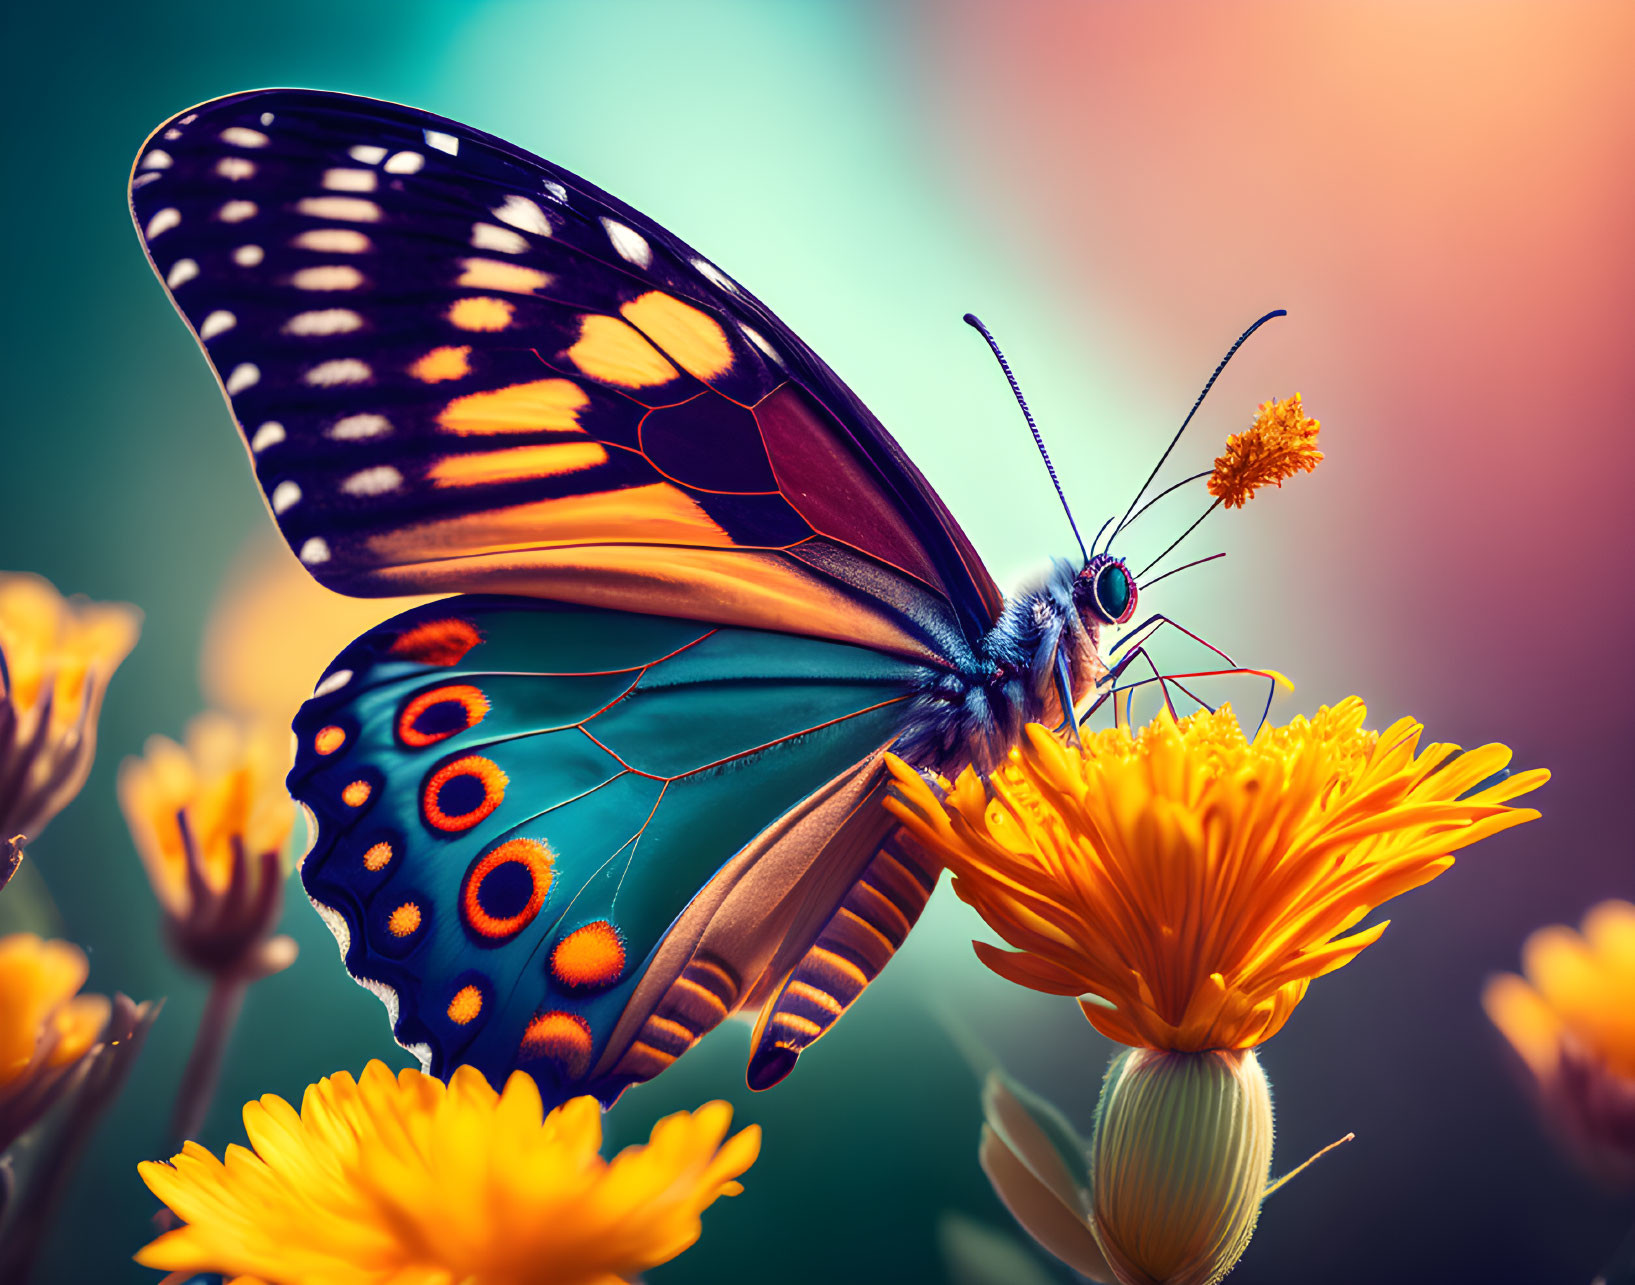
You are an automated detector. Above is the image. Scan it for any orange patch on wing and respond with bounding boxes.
[568,315,678,388]
[447,296,515,331]
[363,841,393,871]
[551,920,626,989]
[423,755,507,832]
[390,618,482,666]
[398,683,490,748]
[314,725,346,755]
[410,345,472,383]
[387,901,422,937]
[447,984,484,1025]
[438,379,590,435]
[621,291,733,380]
[460,838,554,939]
[429,441,609,488]
[342,780,372,807]
[456,258,550,294]
[518,1010,592,1077]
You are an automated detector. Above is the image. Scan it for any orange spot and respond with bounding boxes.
[621,291,733,380]
[447,984,484,1025]
[363,841,393,871]
[518,1010,592,1077]
[390,618,481,666]
[410,345,472,383]
[551,920,626,989]
[429,441,608,488]
[461,838,554,939]
[387,902,422,937]
[456,258,550,294]
[342,780,372,807]
[448,296,514,331]
[314,725,346,755]
[567,315,678,388]
[398,683,490,748]
[423,755,507,832]
[437,379,590,436]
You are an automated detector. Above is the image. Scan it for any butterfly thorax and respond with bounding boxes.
[894,560,1108,778]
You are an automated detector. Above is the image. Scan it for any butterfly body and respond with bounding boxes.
[129,89,1138,1104]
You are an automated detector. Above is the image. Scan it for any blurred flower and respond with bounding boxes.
[118,712,295,978]
[0,835,20,896]
[202,529,434,731]
[1484,899,1635,1186]
[1207,394,1322,509]
[0,572,140,841]
[890,700,1544,1285]
[0,933,108,1154]
[137,1060,760,1285]
[888,698,1548,1050]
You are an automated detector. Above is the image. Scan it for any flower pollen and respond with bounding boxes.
[1208,393,1323,509]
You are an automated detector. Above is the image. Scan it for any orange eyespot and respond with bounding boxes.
[390,618,482,667]
[447,983,484,1025]
[551,920,626,990]
[460,838,554,940]
[342,780,372,808]
[422,756,507,832]
[314,725,346,755]
[363,841,393,872]
[518,1010,592,1078]
[387,901,422,937]
[398,684,489,748]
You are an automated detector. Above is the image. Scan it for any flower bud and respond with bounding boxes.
[1090,1048,1273,1285]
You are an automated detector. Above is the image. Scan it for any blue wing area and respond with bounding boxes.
[290,595,932,1104]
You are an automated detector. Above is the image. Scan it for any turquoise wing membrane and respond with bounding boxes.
[291,594,933,1104]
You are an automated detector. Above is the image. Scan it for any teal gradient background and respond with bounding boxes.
[2,2,1629,1281]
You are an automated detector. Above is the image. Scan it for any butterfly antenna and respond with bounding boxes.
[965,313,1089,564]
[1104,308,1287,553]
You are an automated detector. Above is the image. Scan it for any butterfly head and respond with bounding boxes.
[1074,553,1137,627]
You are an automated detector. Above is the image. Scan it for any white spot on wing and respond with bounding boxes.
[742,324,783,365]
[198,310,236,341]
[493,194,550,236]
[271,480,302,513]
[233,244,264,267]
[424,129,458,155]
[285,308,364,336]
[140,149,171,170]
[166,258,199,288]
[304,358,372,386]
[250,421,285,452]
[312,667,352,696]
[291,265,365,291]
[470,222,528,254]
[329,413,391,440]
[131,172,161,190]
[322,168,377,193]
[349,144,388,165]
[294,228,372,253]
[163,127,182,140]
[341,465,403,496]
[309,896,350,955]
[220,126,269,148]
[145,208,181,238]
[602,218,651,267]
[693,257,737,292]
[260,112,275,126]
[295,196,381,223]
[218,200,258,222]
[225,363,260,394]
[384,151,423,175]
[542,180,568,203]
[216,157,255,180]
[300,537,332,565]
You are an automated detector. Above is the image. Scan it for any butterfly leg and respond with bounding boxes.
[1051,648,1082,747]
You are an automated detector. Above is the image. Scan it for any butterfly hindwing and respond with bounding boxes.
[291,595,935,1102]
[129,89,1002,653]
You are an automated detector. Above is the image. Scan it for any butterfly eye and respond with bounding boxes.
[1095,561,1136,624]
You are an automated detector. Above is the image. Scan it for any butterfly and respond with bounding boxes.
[128,89,1262,1108]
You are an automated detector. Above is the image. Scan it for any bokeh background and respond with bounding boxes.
[4,1,1632,1280]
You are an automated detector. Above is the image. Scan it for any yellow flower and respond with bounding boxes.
[118,712,295,977]
[0,933,110,1151]
[1207,394,1322,509]
[137,1060,761,1285]
[1484,900,1635,1185]
[0,572,140,840]
[887,698,1548,1052]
